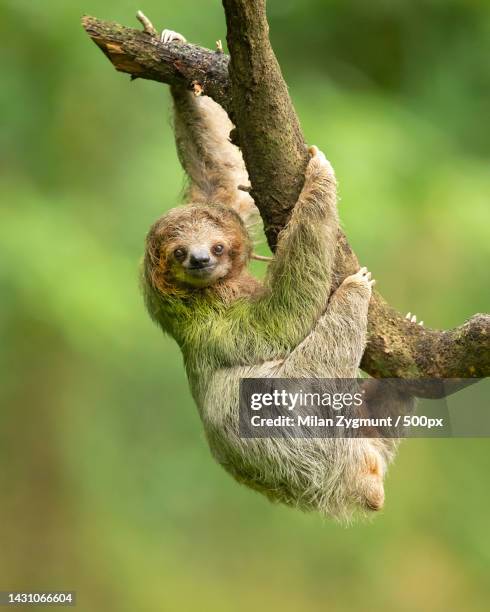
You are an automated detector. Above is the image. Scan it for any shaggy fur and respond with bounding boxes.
[142,84,410,521]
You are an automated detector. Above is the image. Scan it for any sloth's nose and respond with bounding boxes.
[189,250,211,268]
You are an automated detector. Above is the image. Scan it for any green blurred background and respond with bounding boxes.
[1,1,489,610]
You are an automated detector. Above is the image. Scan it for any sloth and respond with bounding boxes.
[142,29,412,521]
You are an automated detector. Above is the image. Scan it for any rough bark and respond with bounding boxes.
[81,13,490,391]
[82,16,231,110]
[222,0,308,247]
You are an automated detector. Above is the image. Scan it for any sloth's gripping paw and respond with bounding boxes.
[308,145,326,162]
[298,145,336,217]
[307,145,335,177]
[406,312,424,326]
[343,266,376,293]
[160,29,187,44]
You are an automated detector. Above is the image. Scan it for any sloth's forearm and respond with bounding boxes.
[256,226,333,344]
[170,85,250,207]
[170,85,206,194]
[254,152,339,347]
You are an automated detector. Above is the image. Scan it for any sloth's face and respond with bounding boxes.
[146,204,252,292]
[167,230,235,288]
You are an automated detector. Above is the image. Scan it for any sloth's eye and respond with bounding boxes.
[174,248,186,260]
[213,244,224,255]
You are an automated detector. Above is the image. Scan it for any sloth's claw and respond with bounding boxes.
[406,312,424,326]
[160,29,187,44]
[344,266,375,291]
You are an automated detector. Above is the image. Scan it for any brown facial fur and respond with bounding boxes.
[145,203,257,300]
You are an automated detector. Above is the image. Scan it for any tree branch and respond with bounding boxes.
[81,15,231,109]
[81,13,490,390]
[222,0,308,247]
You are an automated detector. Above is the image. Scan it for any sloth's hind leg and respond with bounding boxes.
[278,266,373,377]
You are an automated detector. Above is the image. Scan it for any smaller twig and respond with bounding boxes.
[136,10,158,37]
[237,184,251,192]
[251,253,274,262]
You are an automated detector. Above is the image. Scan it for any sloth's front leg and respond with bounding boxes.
[254,146,339,345]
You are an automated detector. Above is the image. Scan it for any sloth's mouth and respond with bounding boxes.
[185,264,216,274]
[181,263,219,287]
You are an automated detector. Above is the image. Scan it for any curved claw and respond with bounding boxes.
[160,29,187,44]
[345,266,376,289]
[406,312,424,326]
